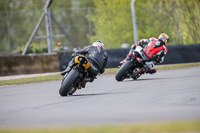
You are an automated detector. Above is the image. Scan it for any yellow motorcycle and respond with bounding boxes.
[59,55,90,96]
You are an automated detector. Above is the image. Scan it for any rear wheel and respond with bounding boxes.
[59,70,79,96]
[115,61,134,81]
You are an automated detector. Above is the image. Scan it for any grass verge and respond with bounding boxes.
[0,120,200,133]
[0,62,200,86]
[0,74,63,86]
[156,62,200,70]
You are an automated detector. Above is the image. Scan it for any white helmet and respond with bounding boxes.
[92,40,104,48]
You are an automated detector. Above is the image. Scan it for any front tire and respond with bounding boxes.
[59,69,79,96]
[115,61,134,81]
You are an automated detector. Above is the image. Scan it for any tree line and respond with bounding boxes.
[0,0,199,54]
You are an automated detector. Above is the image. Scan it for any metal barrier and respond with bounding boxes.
[0,44,199,76]
[58,44,200,71]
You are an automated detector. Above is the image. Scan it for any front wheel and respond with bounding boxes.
[59,69,79,96]
[115,61,134,81]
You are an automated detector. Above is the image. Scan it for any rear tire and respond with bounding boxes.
[59,70,79,96]
[115,61,134,81]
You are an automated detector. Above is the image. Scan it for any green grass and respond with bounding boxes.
[0,120,200,133]
[0,74,63,86]
[1,64,200,132]
[0,62,200,86]
[104,62,200,74]
[156,62,200,70]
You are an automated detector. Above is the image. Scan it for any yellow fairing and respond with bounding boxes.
[74,56,90,70]
[83,62,90,69]
[75,56,80,64]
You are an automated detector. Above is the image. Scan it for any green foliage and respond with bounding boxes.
[14,43,48,54]
[87,0,133,49]
[0,0,45,54]
[179,0,200,44]
[0,0,94,55]
[51,0,95,48]
[0,0,199,54]
[88,0,200,48]
[0,74,62,86]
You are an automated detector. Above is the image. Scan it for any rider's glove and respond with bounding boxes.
[130,45,136,50]
[119,61,124,65]
[138,40,143,45]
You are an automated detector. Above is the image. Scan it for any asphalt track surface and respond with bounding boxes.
[0,67,200,128]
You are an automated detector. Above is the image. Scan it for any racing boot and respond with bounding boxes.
[60,60,75,76]
[61,67,72,76]
[138,67,156,74]
[146,68,157,74]
[138,67,148,75]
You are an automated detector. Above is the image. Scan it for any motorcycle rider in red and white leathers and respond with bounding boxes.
[120,33,169,75]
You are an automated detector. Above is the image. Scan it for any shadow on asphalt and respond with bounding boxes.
[122,78,157,82]
[72,91,132,97]
[122,77,175,82]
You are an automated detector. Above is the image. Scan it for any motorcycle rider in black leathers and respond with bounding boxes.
[120,33,169,75]
[61,40,108,87]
